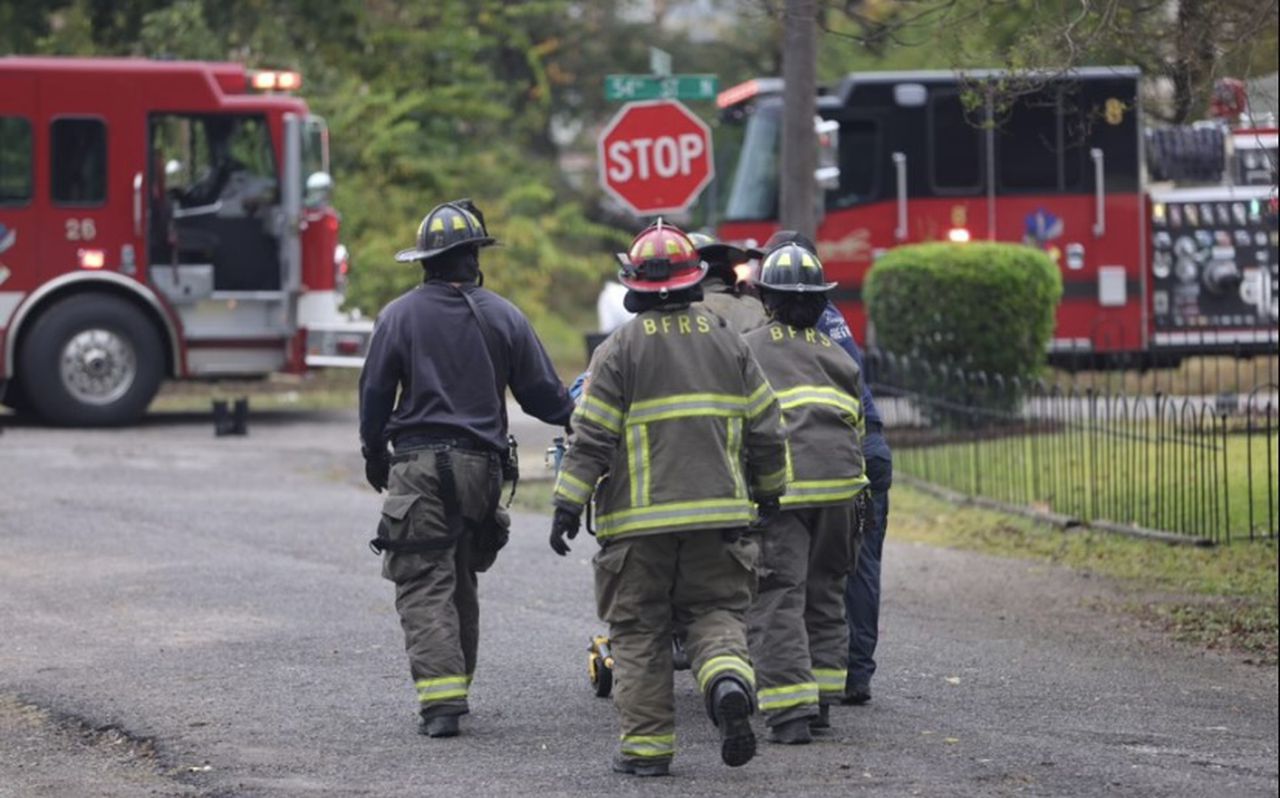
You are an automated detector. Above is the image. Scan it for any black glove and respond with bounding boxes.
[362,446,390,492]
[549,507,581,556]
[753,497,781,528]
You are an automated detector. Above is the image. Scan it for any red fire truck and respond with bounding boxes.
[715,68,1279,366]
[0,56,370,425]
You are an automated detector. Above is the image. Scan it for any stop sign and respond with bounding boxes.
[598,100,714,217]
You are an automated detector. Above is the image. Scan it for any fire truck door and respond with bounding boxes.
[33,90,148,307]
[147,113,292,368]
[0,74,37,349]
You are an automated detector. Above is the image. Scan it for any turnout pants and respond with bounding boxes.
[378,447,500,719]
[594,530,759,765]
[748,501,860,726]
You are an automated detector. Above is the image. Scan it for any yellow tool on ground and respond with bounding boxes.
[587,635,615,698]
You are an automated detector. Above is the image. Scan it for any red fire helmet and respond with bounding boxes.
[614,219,706,293]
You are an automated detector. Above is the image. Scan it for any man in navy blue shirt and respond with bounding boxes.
[361,200,574,738]
[754,232,892,706]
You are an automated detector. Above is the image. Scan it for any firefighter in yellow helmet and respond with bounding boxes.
[741,243,869,744]
[689,231,768,333]
[549,220,788,776]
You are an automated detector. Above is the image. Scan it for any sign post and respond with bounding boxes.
[597,100,715,217]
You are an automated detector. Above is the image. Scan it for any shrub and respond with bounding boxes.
[865,242,1062,380]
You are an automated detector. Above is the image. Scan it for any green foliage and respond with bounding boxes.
[865,242,1061,379]
[2,0,637,354]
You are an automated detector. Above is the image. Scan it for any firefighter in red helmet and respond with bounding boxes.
[549,220,788,776]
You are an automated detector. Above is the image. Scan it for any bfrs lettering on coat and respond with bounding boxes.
[769,325,833,347]
[642,314,713,336]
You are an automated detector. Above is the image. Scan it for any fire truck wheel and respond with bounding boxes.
[19,294,163,426]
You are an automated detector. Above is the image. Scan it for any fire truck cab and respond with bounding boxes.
[715,68,1279,366]
[0,57,369,425]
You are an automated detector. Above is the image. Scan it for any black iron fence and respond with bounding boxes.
[868,350,1279,544]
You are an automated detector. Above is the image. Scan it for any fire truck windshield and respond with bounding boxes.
[723,101,780,221]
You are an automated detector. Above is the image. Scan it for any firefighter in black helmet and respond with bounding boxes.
[741,242,870,743]
[756,231,893,709]
[690,232,768,333]
[359,199,574,739]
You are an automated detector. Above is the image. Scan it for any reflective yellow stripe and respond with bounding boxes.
[630,392,747,411]
[813,668,847,693]
[415,675,469,703]
[627,392,749,425]
[745,382,776,419]
[574,404,621,435]
[620,733,675,758]
[579,394,623,433]
[627,424,650,508]
[696,655,755,691]
[554,470,593,505]
[754,464,788,495]
[776,385,862,418]
[780,476,869,506]
[724,417,745,499]
[596,498,753,538]
[758,681,819,711]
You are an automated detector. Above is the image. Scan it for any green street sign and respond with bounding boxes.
[605,74,719,102]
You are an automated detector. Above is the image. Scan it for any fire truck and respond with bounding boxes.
[0,57,370,425]
[714,68,1279,366]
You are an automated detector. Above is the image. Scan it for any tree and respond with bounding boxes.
[814,0,1279,124]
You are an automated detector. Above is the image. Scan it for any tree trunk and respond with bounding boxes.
[1171,0,1215,124]
[780,0,818,239]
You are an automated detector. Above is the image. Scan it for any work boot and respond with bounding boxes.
[842,682,871,706]
[809,703,831,731]
[418,714,459,738]
[767,717,813,745]
[711,679,756,767]
[611,754,671,777]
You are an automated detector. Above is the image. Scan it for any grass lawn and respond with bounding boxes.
[893,485,1279,664]
[897,427,1279,543]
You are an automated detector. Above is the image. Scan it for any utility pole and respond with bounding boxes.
[779,0,818,239]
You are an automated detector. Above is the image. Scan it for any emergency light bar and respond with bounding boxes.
[250,69,302,92]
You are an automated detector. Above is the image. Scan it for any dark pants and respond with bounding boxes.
[379,447,500,719]
[845,432,892,689]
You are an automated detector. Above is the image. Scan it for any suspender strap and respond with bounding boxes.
[455,286,519,507]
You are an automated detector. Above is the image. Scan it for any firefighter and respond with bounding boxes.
[690,231,768,333]
[754,231,894,708]
[359,199,574,738]
[549,220,788,776]
[741,242,869,744]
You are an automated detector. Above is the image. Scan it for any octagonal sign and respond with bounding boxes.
[598,99,715,217]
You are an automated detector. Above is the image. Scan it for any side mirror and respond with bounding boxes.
[305,171,333,209]
[815,118,840,191]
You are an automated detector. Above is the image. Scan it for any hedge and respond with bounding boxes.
[864,242,1062,380]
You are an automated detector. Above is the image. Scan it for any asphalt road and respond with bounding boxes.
[0,408,1276,797]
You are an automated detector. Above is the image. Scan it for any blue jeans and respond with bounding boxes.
[846,432,892,688]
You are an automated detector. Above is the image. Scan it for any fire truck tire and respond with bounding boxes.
[19,294,163,426]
